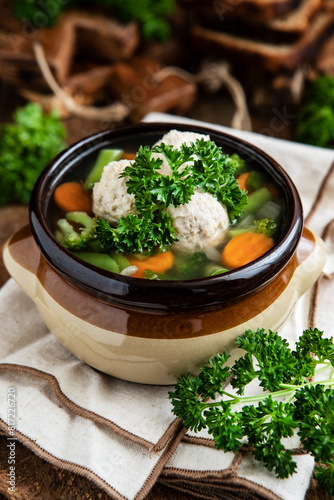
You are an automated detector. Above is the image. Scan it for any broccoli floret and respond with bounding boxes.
[254,218,277,239]
[56,212,96,250]
[231,153,246,176]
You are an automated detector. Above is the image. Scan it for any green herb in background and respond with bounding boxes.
[13,0,175,41]
[0,103,66,206]
[12,0,64,26]
[103,0,174,41]
[169,327,334,494]
[295,76,334,149]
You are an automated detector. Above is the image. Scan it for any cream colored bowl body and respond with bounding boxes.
[3,228,326,385]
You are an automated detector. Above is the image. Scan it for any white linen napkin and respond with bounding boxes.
[1,113,334,500]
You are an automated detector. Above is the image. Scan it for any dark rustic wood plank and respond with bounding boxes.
[109,57,196,121]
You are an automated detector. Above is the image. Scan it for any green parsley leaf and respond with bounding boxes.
[96,211,177,254]
[295,327,334,367]
[204,402,244,452]
[168,374,207,432]
[232,329,301,393]
[198,352,231,399]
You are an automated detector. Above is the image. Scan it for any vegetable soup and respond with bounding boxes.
[52,130,285,280]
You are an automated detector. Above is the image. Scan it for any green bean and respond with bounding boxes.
[110,252,131,272]
[228,226,257,239]
[247,171,264,191]
[73,252,119,273]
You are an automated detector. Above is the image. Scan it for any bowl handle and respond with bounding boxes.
[294,227,326,298]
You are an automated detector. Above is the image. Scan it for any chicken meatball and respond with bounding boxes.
[92,159,136,224]
[167,190,229,253]
[152,129,210,176]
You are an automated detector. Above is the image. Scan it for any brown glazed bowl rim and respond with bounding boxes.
[29,122,303,311]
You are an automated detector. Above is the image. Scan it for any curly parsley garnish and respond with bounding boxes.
[96,211,177,254]
[96,139,247,254]
[169,327,334,494]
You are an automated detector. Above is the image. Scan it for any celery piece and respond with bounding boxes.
[247,171,264,191]
[228,226,257,239]
[73,252,119,273]
[233,215,255,229]
[256,201,282,220]
[242,187,272,218]
[110,252,131,272]
[84,149,123,190]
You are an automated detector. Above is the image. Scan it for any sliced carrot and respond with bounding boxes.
[127,251,174,278]
[237,172,250,192]
[54,182,92,213]
[222,232,274,270]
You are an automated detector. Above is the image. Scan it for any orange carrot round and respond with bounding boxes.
[237,172,250,192]
[127,251,174,278]
[54,182,92,213]
[222,232,274,270]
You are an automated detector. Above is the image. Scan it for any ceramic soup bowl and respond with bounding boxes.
[3,123,326,385]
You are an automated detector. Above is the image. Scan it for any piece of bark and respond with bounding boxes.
[38,13,76,84]
[109,57,196,121]
[0,13,76,90]
[0,10,139,93]
[64,65,115,103]
[140,37,190,68]
[0,0,23,33]
[191,0,323,44]
[191,11,334,73]
[19,65,115,117]
[73,11,139,62]
[178,0,301,20]
[316,32,334,74]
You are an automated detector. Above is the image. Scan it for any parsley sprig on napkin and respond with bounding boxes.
[169,327,334,494]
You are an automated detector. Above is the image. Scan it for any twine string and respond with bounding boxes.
[196,61,252,131]
[33,42,129,122]
[154,61,252,132]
